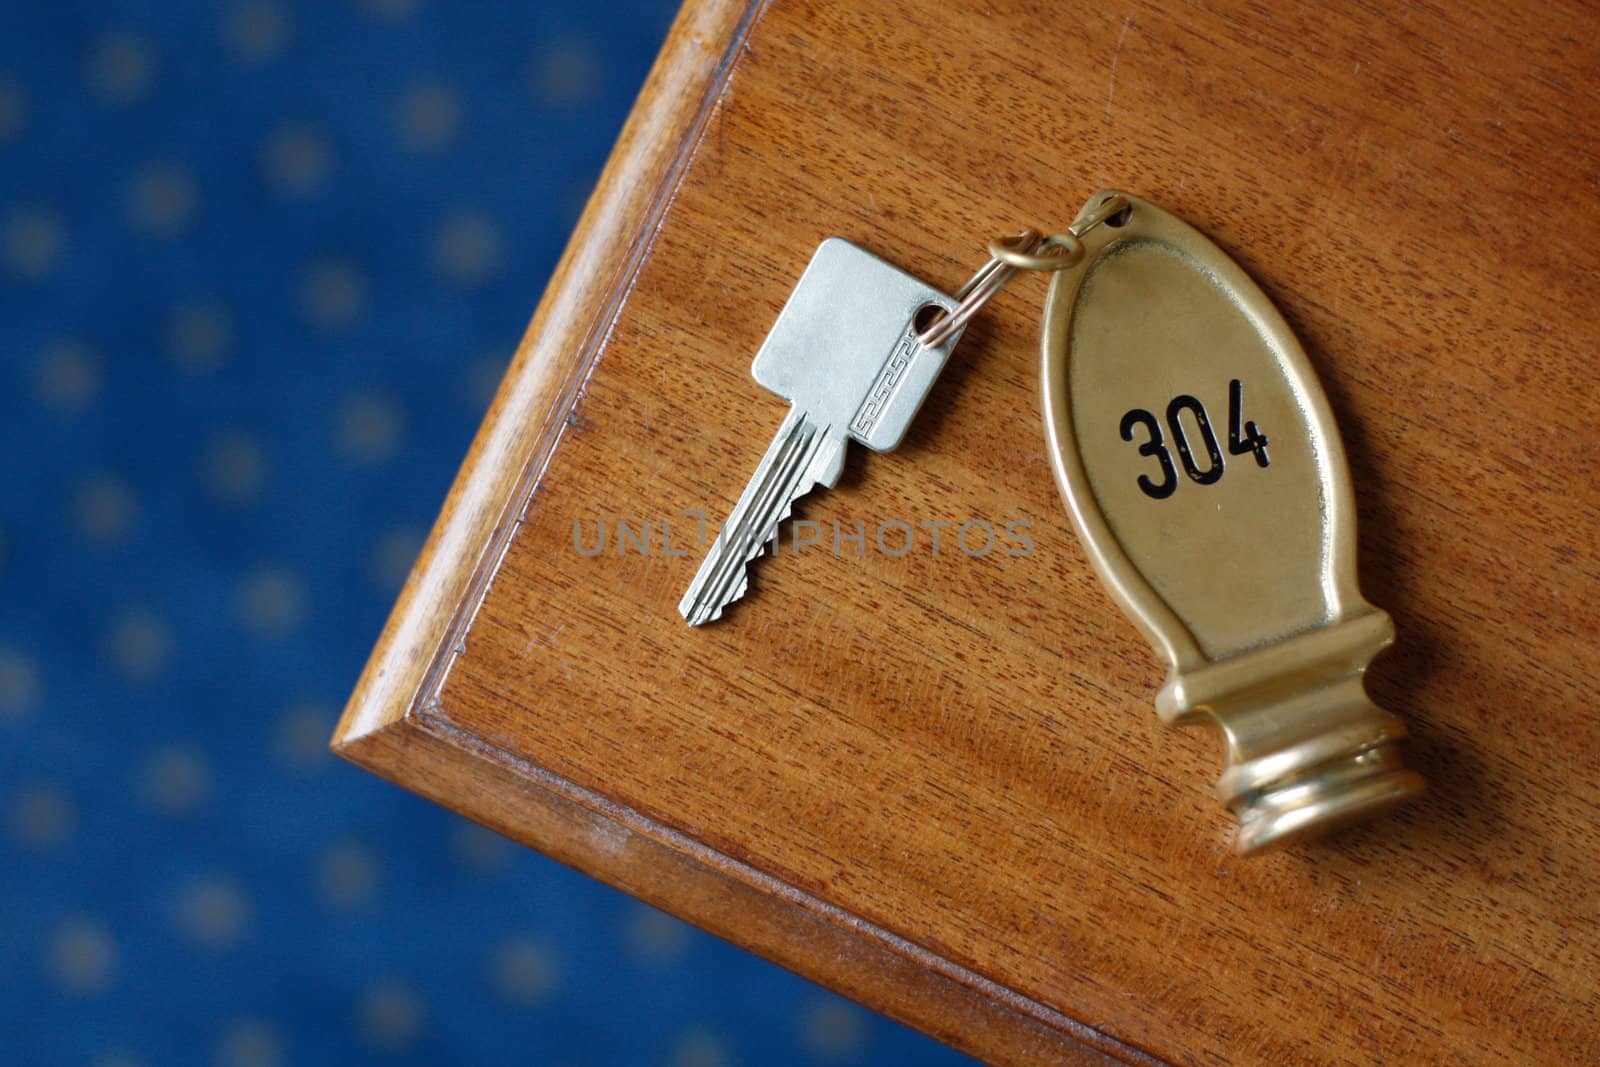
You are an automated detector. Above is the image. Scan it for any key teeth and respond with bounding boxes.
[708,522,779,622]
[682,488,806,625]
[680,411,827,627]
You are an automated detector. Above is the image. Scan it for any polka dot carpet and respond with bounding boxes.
[0,4,977,1065]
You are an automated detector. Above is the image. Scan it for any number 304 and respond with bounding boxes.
[1119,379,1269,500]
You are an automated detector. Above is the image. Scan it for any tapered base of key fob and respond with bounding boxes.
[1156,612,1425,854]
[1230,742,1423,855]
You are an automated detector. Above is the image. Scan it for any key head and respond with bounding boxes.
[751,238,964,452]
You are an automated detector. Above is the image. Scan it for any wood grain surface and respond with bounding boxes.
[333,0,1600,1062]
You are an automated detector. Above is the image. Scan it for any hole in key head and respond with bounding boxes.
[1104,201,1133,227]
[913,302,947,335]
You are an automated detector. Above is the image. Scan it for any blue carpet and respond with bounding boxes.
[0,3,977,1064]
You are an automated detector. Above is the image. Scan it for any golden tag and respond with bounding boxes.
[1039,191,1423,853]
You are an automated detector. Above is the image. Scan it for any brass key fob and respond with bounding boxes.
[1039,191,1423,853]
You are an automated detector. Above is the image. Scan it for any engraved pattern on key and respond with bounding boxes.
[849,319,921,437]
[679,238,966,625]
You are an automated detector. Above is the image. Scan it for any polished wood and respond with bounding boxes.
[334,0,1600,1062]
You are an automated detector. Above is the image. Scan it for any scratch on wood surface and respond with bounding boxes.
[1106,15,1133,122]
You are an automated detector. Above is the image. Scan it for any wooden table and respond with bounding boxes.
[333,1,1600,1062]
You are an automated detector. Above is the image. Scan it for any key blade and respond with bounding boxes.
[679,410,827,625]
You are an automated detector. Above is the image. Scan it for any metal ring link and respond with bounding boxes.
[1068,193,1131,237]
[916,195,1134,349]
[918,262,1013,348]
[987,231,1083,272]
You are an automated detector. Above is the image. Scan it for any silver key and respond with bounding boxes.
[679,238,967,625]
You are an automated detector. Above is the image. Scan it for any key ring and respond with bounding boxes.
[917,193,1131,348]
